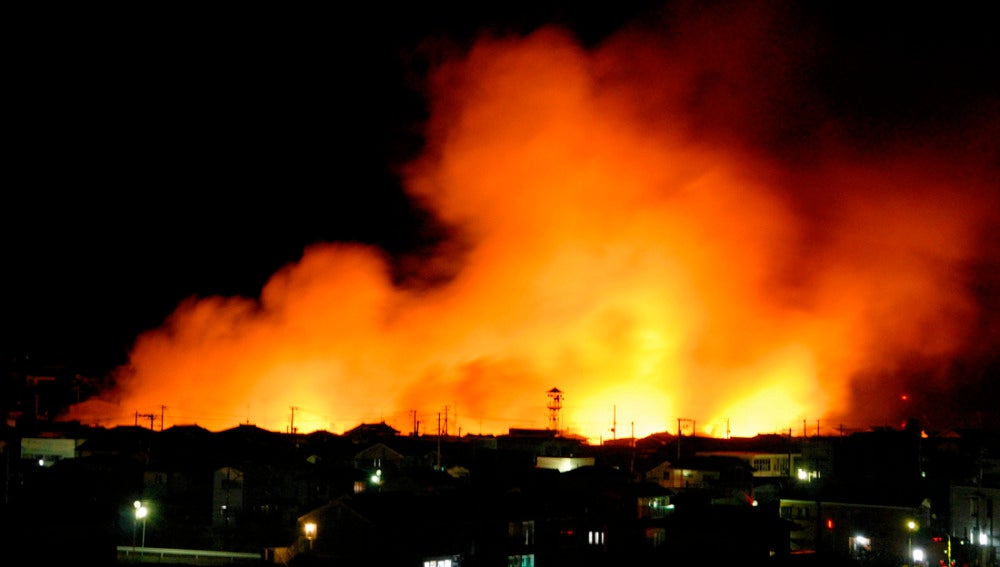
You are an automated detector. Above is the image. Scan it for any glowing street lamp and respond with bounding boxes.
[134,500,148,548]
[907,520,918,567]
[304,522,317,551]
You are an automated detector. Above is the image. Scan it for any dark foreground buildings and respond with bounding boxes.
[2,364,998,565]
[2,414,999,566]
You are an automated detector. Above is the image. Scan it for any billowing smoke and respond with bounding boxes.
[64,3,999,440]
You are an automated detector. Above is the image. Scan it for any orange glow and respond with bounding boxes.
[62,8,999,443]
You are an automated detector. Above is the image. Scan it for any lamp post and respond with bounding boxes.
[304,522,316,551]
[132,501,139,550]
[907,520,918,567]
[134,500,148,548]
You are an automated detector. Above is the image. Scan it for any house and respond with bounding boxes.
[293,488,479,565]
[343,421,401,445]
[778,497,925,562]
[644,454,755,505]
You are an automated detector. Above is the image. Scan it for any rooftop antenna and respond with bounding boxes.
[135,411,156,430]
[547,387,563,433]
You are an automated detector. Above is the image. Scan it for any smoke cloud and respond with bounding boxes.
[64,3,999,440]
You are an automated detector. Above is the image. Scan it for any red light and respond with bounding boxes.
[826,519,834,529]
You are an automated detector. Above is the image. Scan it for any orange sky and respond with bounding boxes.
[63,6,999,442]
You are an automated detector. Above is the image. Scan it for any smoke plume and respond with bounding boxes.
[64,3,999,440]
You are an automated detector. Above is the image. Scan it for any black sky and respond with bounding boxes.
[5,0,998,394]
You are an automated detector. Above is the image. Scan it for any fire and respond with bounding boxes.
[63,6,998,442]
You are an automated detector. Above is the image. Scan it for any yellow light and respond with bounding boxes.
[304,522,317,540]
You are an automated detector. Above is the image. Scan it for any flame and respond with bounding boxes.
[63,5,999,442]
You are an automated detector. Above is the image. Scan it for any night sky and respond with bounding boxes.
[5,2,998,435]
[6,3,658,373]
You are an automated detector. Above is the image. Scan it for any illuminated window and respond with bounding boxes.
[588,530,605,545]
[797,468,820,482]
[752,458,772,472]
[507,520,535,546]
[638,495,672,519]
[507,555,535,567]
[645,527,666,547]
[850,535,872,559]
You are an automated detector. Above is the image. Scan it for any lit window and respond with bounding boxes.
[645,527,666,547]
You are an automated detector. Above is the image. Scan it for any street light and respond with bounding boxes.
[304,522,316,551]
[907,520,918,567]
[134,500,148,548]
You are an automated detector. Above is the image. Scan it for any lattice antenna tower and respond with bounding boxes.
[547,387,564,433]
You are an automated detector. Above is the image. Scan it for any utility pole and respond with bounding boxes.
[289,406,298,434]
[136,412,156,430]
[677,418,682,460]
[436,412,442,470]
[630,421,636,475]
[160,405,167,431]
[677,418,695,459]
[611,405,617,441]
